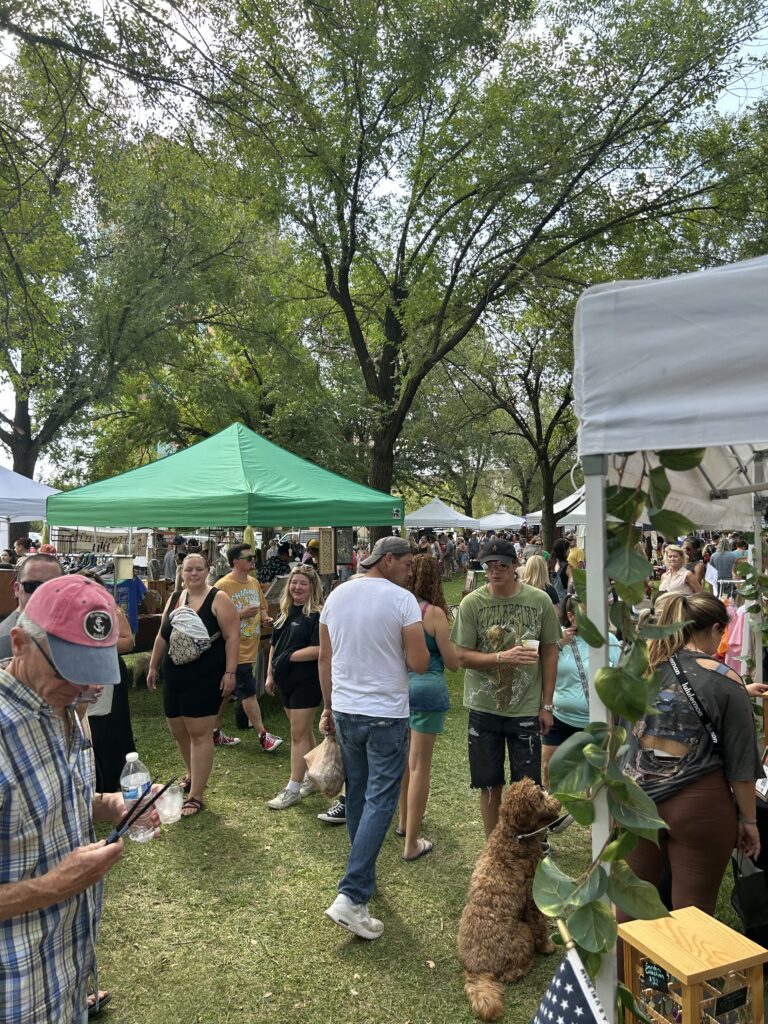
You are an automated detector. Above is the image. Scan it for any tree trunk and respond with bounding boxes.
[368,430,396,545]
[8,410,41,546]
[539,465,557,551]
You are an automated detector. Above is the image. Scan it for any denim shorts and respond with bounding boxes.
[234,663,257,700]
[467,709,541,789]
[541,714,583,747]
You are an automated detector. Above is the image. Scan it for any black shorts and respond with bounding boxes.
[541,714,582,747]
[163,674,222,719]
[277,674,322,710]
[467,709,541,789]
[234,663,257,700]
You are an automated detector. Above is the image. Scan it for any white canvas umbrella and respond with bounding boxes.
[404,497,480,530]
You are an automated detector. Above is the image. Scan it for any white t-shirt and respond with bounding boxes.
[320,577,422,717]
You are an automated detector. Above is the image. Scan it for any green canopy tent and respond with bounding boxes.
[46,423,404,528]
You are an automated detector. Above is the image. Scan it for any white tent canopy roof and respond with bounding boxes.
[404,497,480,530]
[477,510,526,530]
[0,465,59,521]
[574,254,768,528]
[575,254,768,457]
[526,486,584,525]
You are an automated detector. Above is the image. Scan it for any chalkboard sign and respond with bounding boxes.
[714,986,747,1016]
[641,961,669,993]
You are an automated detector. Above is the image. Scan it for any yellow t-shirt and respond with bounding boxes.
[214,572,267,664]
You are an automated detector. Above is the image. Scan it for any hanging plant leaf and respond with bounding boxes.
[639,620,692,639]
[606,485,646,521]
[583,743,609,769]
[610,598,636,642]
[567,901,617,953]
[618,983,654,1024]
[595,666,647,720]
[657,448,706,471]
[555,793,595,826]
[533,857,578,916]
[575,605,606,648]
[584,721,612,744]
[648,466,670,510]
[570,865,609,907]
[607,861,670,920]
[605,544,652,585]
[571,566,586,600]
[549,731,601,794]
[613,576,647,604]
[578,945,603,980]
[608,783,666,843]
[601,829,638,862]
[649,509,695,538]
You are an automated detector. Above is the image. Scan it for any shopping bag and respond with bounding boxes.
[730,852,768,930]
[305,735,345,797]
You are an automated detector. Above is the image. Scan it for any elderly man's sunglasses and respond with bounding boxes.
[19,579,45,595]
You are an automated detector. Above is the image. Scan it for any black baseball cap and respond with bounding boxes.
[480,539,518,565]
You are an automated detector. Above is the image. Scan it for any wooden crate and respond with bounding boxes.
[619,906,768,1023]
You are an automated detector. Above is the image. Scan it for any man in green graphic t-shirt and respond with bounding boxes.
[451,538,560,837]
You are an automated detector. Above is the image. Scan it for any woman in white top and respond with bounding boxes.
[655,544,701,610]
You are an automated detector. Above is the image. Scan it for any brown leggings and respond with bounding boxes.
[623,770,737,916]
[617,771,737,978]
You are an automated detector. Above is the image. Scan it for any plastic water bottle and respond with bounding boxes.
[119,752,154,843]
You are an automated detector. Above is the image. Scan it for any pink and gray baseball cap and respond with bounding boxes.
[24,576,120,685]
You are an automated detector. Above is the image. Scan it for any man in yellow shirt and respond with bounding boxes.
[213,544,282,751]
[567,534,585,571]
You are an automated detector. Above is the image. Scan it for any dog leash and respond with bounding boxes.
[515,813,569,846]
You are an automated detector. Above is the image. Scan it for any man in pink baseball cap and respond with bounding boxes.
[0,576,137,1023]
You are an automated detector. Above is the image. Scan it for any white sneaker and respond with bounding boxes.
[299,774,316,799]
[324,894,383,940]
[266,787,302,810]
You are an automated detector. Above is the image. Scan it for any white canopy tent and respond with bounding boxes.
[404,497,480,530]
[526,486,584,526]
[477,509,526,530]
[0,466,59,551]
[573,253,768,1015]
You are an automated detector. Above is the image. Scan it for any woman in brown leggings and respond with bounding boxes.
[621,593,761,918]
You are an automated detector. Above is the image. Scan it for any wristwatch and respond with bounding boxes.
[540,704,554,712]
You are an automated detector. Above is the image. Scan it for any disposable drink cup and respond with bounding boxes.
[522,640,540,652]
[156,785,184,824]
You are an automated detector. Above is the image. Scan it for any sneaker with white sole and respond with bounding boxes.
[259,731,283,752]
[317,798,346,824]
[299,775,316,799]
[324,894,383,940]
[213,729,241,747]
[267,787,302,810]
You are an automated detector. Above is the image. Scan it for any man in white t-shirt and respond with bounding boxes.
[318,537,429,940]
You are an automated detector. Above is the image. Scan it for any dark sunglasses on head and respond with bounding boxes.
[20,579,45,595]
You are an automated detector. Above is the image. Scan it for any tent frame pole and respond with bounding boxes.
[582,454,615,1021]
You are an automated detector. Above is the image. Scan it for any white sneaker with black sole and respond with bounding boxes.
[324,894,383,940]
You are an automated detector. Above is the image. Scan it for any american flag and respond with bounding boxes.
[529,948,611,1024]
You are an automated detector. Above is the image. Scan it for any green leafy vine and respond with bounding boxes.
[532,449,709,1016]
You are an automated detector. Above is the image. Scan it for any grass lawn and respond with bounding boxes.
[95,574,750,1023]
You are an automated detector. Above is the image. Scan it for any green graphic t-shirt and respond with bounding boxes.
[451,583,560,717]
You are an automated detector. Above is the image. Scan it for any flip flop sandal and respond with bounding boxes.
[179,775,191,793]
[87,990,112,1017]
[403,839,433,862]
[181,797,204,817]
[395,828,405,837]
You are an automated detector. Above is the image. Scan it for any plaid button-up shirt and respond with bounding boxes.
[0,667,101,1023]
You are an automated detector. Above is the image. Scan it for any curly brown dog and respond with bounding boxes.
[457,778,561,1021]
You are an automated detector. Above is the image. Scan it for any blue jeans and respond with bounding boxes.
[333,712,408,905]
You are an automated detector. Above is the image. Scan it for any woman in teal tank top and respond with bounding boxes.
[398,555,459,861]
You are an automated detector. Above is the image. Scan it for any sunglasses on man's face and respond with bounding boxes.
[238,555,255,562]
[19,579,45,595]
